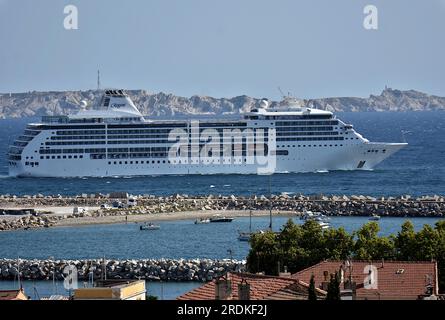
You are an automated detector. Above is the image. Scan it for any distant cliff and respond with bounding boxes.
[0,88,443,119]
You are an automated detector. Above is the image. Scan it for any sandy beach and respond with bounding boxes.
[54,209,297,227]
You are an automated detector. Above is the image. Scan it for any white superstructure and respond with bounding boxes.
[8,90,407,177]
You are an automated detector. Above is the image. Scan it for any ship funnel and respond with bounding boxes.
[101,89,142,117]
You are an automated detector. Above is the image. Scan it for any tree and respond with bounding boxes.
[354,222,395,260]
[413,224,440,261]
[308,274,317,301]
[394,220,416,260]
[322,227,354,261]
[326,272,341,300]
[247,230,279,275]
[435,221,445,293]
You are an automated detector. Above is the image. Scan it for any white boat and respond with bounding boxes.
[318,221,330,229]
[8,90,407,178]
[238,232,252,242]
[369,214,381,221]
[300,211,329,222]
[210,215,234,223]
[194,218,210,224]
[238,230,265,241]
[139,222,160,230]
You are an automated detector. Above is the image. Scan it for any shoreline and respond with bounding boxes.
[55,210,294,227]
[1,193,444,231]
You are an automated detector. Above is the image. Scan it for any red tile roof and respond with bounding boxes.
[177,272,326,300]
[0,289,28,300]
[292,260,438,300]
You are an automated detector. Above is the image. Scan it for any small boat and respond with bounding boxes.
[210,215,234,223]
[238,230,265,241]
[238,232,251,242]
[194,218,210,224]
[318,221,330,230]
[369,214,381,221]
[139,222,160,230]
[300,210,329,222]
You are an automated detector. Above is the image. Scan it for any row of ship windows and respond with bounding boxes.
[248,115,333,120]
[47,123,340,137]
[45,139,271,146]
[40,155,84,160]
[106,157,288,166]
[39,145,267,154]
[368,149,386,153]
[276,137,346,142]
[44,136,353,146]
[276,126,334,132]
[275,121,338,126]
[279,144,344,148]
[276,132,338,137]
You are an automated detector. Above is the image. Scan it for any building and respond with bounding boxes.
[73,280,146,300]
[292,260,438,300]
[177,272,326,300]
[0,288,29,300]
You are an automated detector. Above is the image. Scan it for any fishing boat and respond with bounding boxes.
[194,218,210,224]
[210,215,234,223]
[139,222,160,230]
[369,214,381,221]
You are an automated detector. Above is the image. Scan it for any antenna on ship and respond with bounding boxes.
[278,86,286,99]
[97,70,101,91]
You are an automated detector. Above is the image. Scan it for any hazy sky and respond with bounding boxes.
[0,0,444,100]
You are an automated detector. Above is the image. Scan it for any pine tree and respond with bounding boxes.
[308,274,317,301]
[326,272,341,300]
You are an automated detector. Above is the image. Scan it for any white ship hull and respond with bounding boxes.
[9,142,406,178]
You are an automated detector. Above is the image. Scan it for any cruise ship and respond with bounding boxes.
[8,90,407,177]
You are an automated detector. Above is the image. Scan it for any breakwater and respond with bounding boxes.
[1,194,444,231]
[1,193,444,216]
[0,258,245,282]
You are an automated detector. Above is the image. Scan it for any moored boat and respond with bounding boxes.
[194,218,210,224]
[139,222,160,230]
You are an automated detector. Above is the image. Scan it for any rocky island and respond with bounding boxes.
[0,88,444,119]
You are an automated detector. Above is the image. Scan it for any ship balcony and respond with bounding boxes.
[42,115,69,123]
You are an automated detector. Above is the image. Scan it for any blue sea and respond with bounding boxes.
[0,112,444,197]
[0,215,443,261]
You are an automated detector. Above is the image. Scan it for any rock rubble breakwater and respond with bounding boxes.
[0,258,245,282]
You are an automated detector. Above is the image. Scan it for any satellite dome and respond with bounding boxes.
[79,100,88,109]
